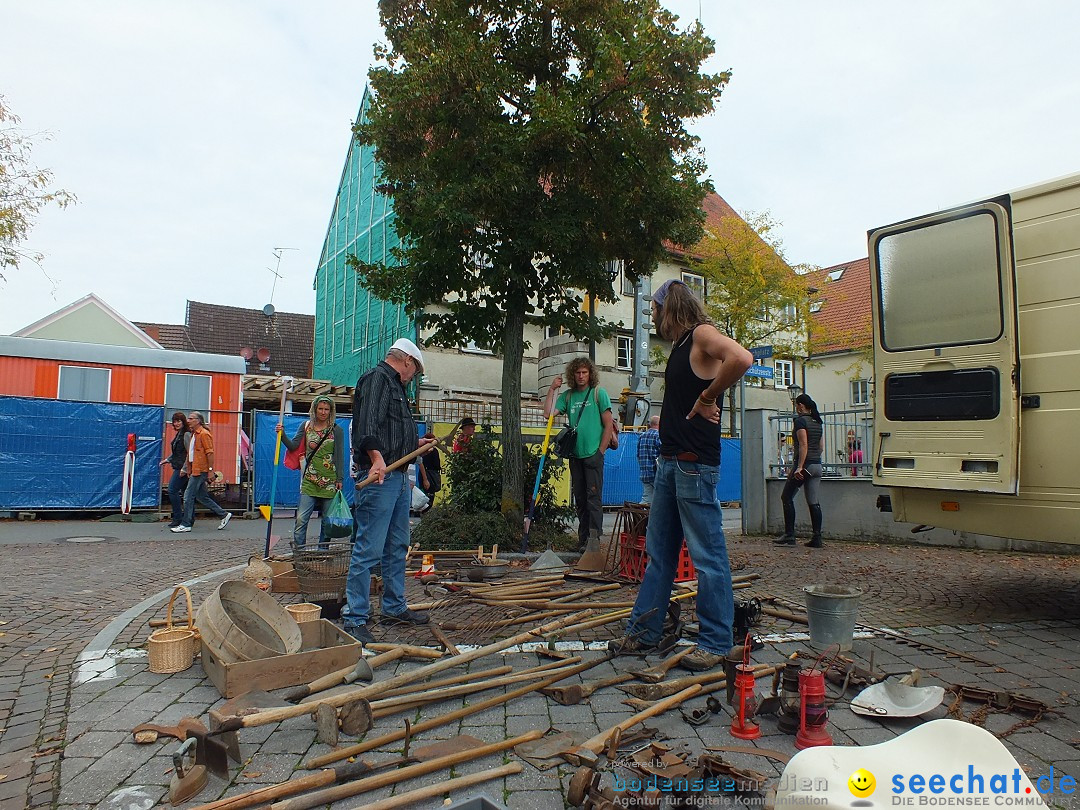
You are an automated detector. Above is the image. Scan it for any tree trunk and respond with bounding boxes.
[500,296,526,527]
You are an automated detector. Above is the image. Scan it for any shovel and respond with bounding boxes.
[169,737,208,805]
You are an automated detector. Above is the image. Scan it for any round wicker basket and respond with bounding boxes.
[285,603,322,624]
[148,585,196,674]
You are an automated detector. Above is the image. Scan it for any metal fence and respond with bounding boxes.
[418,399,549,428]
[768,406,873,478]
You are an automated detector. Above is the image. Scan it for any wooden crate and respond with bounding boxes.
[269,560,299,594]
[201,619,362,698]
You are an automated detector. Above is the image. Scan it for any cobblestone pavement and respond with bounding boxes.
[0,515,1078,810]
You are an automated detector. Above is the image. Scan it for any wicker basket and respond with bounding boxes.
[292,541,353,601]
[148,585,197,674]
[285,603,322,623]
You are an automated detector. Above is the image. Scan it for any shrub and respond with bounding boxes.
[412,426,574,550]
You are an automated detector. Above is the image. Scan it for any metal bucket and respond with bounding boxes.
[196,580,303,664]
[803,584,863,651]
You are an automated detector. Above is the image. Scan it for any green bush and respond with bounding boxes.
[411,427,574,551]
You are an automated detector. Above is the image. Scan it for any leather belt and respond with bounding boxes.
[662,452,699,462]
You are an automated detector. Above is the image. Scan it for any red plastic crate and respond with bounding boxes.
[618,532,695,583]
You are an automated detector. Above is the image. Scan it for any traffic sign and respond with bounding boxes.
[745,364,774,379]
[750,345,773,360]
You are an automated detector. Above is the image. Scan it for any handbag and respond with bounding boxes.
[283,422,332,471]
[283,443,303,470]
[552,387,593,458]
[553,426,578,458]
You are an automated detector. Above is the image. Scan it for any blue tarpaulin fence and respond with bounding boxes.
[252,411,741,510]
[253,411,356,508]
[602,433,741,505]
[0,396,164,510]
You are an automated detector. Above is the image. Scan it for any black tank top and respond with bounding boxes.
[659,325,721,467]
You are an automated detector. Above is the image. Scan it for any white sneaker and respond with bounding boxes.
[218,513,232,530]
[171,525,192,533]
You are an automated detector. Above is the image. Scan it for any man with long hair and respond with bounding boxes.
[611,279,752,672]
[543,356,617,552]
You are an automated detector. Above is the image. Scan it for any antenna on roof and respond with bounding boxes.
[267,247,298,306]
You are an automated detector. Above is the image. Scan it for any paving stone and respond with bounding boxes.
[257,728,318,755]
[1008,731,1080,765]
[233,752,302,784]
[507,714,550,736]
[63,729,132,759]
[506,787,564,809]
[460,724,513,744]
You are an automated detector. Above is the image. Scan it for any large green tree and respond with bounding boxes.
[352,0,728,525]
[0,96,74,284]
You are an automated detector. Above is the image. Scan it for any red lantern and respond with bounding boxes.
[795,667,833,749]
[729,636,761,740]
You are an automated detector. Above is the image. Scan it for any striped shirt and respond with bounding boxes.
[352,361,418,471]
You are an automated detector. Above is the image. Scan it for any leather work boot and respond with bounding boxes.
[680,647,726,672]
[806,535,824,548]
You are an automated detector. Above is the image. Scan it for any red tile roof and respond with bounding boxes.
[135,301,315,378]
[664,192,742,260]
[808,258,872,355]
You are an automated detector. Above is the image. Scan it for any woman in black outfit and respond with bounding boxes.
[161,411,191,529]
[775,393,825,548]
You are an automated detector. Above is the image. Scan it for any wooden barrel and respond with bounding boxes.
[196,580,303,663]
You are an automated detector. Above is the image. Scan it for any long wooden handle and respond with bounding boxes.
[579,684,702,756]
[364,642,443,659]
[284,648,404,701]
[304,652,609,769]
[354,763,522,810]
[369,658,580,713]
[214,609,593,733]
[354,421,460,491]
[273,730,541,809]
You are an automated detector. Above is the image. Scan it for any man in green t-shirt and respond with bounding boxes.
[543,356,617,551]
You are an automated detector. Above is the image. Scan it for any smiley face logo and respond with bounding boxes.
[848,769,876,797]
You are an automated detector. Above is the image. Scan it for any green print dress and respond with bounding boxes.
[301,425,337,499]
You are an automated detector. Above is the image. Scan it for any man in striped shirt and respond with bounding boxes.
[342,338,436,644]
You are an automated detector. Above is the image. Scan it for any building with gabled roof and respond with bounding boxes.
[12,293,163,348]
[805,257,874,411]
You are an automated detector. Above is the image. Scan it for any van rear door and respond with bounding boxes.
[869,197,1020,494]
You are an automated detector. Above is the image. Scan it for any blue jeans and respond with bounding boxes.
[640,480,655,504]
[342,471,410,626]
[294,493,330,548]
[167,467,186,523]
[626,457,734,655]
[181,473,227,527]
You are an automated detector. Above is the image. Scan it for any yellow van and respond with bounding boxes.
[869,172,1080,544]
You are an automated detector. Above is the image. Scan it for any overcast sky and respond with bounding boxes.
[3,1,1079,335]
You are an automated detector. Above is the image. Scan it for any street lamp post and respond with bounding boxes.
[787,383,802,417]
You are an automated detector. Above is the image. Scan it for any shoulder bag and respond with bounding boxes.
[553,387,593,458]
